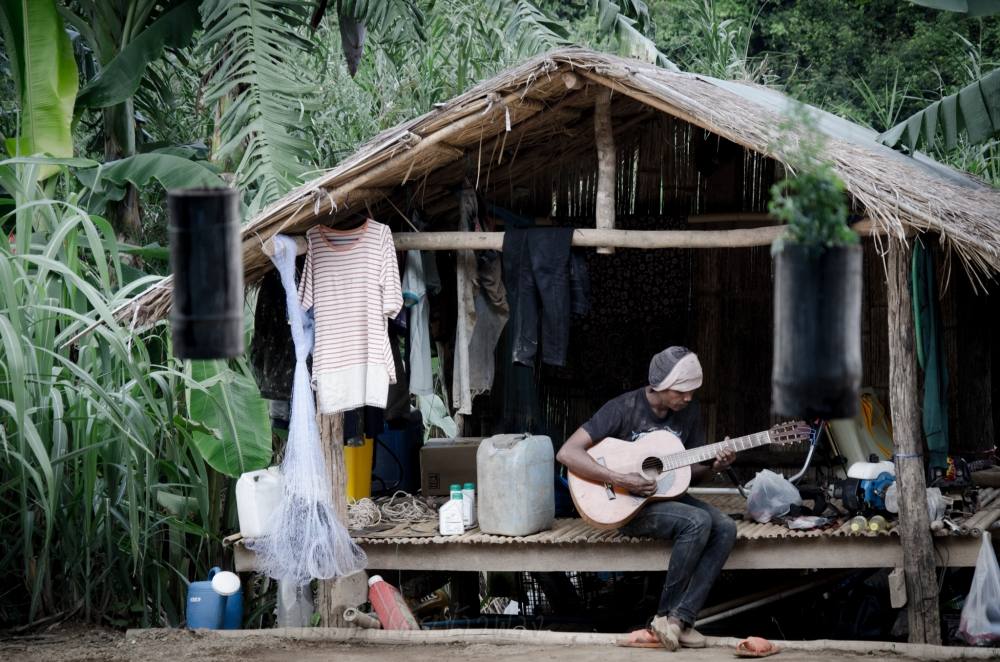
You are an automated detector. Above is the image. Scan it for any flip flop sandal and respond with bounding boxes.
[735,636,780,658]
[617,628,663,648]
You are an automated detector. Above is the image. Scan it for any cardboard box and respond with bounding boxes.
[420,437,483,496]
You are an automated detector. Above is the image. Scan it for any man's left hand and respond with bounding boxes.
[711,442,736,474]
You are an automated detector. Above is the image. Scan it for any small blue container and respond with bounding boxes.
[222,588,243,629]
[187,567,242,629]
[187,567,224,629]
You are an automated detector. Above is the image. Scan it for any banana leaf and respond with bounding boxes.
[879,69,1000,152]
[76,0,202,109]
[0,0,78,173]
[186,360,272,478]
[75,152,227,213]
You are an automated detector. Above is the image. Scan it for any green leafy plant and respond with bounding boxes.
[879,0,1000,152]
[199,0,317,212]
[682,0,772,83]
[0,0,78,177]
[0,159,265,626]
[769,105,859,251]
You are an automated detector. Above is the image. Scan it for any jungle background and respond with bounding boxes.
[0,0,997,630]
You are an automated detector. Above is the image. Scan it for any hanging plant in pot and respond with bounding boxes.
[769,107,862,420]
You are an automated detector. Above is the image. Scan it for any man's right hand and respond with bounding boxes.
[616,472,657,497]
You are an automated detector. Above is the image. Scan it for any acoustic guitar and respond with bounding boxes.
[567,421,813,529]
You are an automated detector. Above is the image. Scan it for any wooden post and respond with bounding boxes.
[886,240,941,645]
[316,412,349,627]
[594,88,616,255]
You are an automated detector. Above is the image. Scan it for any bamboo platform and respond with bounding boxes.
[225,490,1000,573]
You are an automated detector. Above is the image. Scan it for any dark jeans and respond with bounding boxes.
[621,494,737,626]
[502,226,574,367]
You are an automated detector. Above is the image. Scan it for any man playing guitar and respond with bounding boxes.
[556,346,736,651]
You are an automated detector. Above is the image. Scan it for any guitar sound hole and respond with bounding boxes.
[641,457,664,480]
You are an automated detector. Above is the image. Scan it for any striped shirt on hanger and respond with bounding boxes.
[298,219,403,414]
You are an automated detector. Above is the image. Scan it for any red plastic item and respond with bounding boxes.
[368,575,419,630]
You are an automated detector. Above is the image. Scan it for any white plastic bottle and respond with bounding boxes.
[462,482,477,528]
[438,484,465,535]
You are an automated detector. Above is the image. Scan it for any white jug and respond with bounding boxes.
[235,467,282,538]
[477,434,554,536]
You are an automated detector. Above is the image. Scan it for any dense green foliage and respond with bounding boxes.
[0,159,272,626]
[0,0,998,630]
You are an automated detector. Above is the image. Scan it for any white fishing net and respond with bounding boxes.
[247,234,367,585]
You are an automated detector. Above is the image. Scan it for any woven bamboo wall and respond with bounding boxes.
[459,115,792,446]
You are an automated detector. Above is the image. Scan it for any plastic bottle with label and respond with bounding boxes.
[438,484,465,535]
[867,515,889,532]
[367,575,419,630]
[462,482,477,528]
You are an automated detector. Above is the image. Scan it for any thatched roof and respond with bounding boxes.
[123,47,1000,328]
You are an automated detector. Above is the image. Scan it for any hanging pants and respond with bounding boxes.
[502,226,574,367]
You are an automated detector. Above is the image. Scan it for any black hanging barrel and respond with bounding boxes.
[772,243,862,419]
[168,188,244,359]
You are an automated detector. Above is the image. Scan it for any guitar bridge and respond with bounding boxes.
[596,456,615,500]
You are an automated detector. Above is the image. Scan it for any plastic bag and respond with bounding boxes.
[786,515,829,530]
[959,532,1000,646]
[746,469,802,523]
[925,487,948,522]
[885,484,948,522]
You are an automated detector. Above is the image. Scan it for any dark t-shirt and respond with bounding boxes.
[581,387,705,450]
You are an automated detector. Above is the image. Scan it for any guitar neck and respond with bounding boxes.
[661,430,772,472]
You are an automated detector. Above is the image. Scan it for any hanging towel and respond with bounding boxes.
[912,241,949,470]
[403,249,433,396]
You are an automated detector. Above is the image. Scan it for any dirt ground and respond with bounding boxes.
[0,625,953,662]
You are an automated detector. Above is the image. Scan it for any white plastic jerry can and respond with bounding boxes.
[477,434,554,536]
[235,466,283,538]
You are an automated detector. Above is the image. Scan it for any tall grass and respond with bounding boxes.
[0,163,239,627]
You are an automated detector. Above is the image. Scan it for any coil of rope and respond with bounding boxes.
[381,491,437,523]
[347,491,438,529]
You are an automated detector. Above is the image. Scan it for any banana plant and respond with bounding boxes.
[72,0,201,110]
[0,0,78,180]
[60,0,204,239]
[186,358,272,477]
[880,0,1000,152]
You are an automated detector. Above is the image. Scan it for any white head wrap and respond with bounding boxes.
[650,350,703,392]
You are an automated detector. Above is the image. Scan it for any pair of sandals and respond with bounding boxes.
[619,629,779,657]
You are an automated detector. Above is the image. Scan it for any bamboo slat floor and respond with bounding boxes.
[225,489,999,572]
